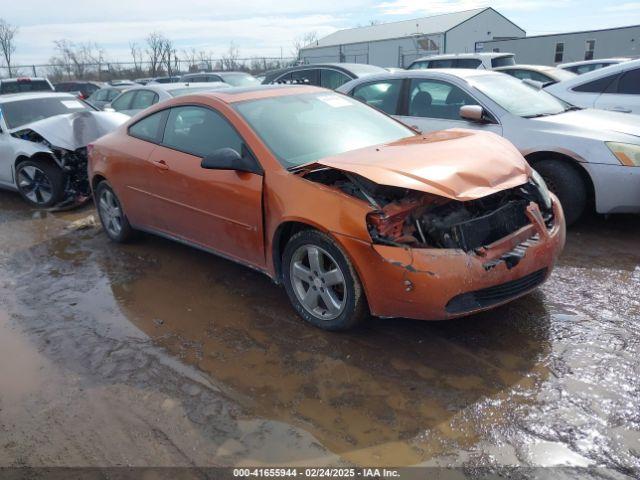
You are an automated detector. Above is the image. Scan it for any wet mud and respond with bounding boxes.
[0,190,638,475]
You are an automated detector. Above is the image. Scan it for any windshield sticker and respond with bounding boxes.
[61,100,85,109]
[317,95,352,108]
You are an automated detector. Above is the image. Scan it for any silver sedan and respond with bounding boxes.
[338,69,640,224]
[105,82,230,116]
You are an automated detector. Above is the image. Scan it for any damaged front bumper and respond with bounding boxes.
[335,196,565,321]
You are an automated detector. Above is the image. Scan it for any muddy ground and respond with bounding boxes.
[0,189,638,477]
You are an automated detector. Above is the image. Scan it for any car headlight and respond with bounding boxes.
[606,142,640,167]
[531,169,552,210]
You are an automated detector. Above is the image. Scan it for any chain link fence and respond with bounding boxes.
[0,57,297,81]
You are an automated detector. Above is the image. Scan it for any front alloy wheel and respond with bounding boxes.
[282,230,368,331]
[16,159,65,207]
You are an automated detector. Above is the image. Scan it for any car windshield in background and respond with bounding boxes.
[222,74,261,87]
[0,80,53,94]
[235,92,413,168]
[1,96,92,129]
[168,86,228,97]
[470,74,569,118]
[491,56,516,68]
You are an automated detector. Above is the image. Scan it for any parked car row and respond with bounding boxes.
[0,54,637,331]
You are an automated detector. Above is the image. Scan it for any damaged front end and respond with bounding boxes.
[12,128,91,208]
[10,111,127,209]
[302,166,556,272]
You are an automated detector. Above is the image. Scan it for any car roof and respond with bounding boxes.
[174,84,326,104]
[265,62,386,79]
[557,57,631,68]
[183,71,252,77]
[123,82,230,92]
[0,91,75,103]
[0,77,49,82]
[412,52,514,62]
[494,64,556,72]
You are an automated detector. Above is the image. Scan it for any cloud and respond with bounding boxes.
[376,0,571,15]
[12,15,341,65]
[604,2,640,12]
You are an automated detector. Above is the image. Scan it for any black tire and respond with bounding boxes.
[282,229,368,331]
[95,181,135,243]
[15,158,66,208]
[533,160,587,226]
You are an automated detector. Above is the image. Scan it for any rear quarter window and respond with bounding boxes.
[572,74,619,93]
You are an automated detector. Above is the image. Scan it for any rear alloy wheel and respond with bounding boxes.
[16,159,65,208]
[282,230,368,331]
[95,181,135,242]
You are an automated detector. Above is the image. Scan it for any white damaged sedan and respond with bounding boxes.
[0,92,128,207]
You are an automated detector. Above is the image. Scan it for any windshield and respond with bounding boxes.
[470,74,570,117]
[222,74,261,87]
[1,96,92,129]
[235,92,413,168]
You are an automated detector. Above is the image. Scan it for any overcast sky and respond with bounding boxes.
[2,0,639,65]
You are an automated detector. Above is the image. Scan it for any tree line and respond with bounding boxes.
[0,17,319,81]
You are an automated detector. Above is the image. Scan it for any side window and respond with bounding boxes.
[457,59,481,68]
[617,69,640,94]
[352,79,403,115]
[107,89,121,101]
[320,69,351,89]
[428,59,454,68]
[129,110,165,142]
[274,72,292,84]
[409,61,429,70]
[572,74,619,93]
[92,89,108,101]
[408,79,477,120]
[291,69,319,85]
[111,91,136,111]
[208,75,223,82]
[130,90,159,110]
[162,106,243,158]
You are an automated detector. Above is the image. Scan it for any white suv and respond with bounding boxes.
[407,52,515,70]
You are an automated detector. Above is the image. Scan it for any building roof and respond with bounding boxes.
[306,7,490,49]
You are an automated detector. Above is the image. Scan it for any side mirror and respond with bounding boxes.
[459,105,486,122]
[201,147,262,175]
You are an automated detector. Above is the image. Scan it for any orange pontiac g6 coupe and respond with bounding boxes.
[89,85,565,330]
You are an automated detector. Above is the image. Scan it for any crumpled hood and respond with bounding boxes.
[534,109,640,139]
[13,110,129,151]
[317,129,531,201]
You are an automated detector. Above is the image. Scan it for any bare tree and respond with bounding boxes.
[0,18,18,77]
[159,37,176,77]
[48,40,105,80]
[221,42,240,71]
[129,41,144,73]
[146,32,165,76]
[292,31,318,60]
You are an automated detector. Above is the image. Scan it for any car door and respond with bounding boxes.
[396,78,502,135]
[145,105,265,267]
[594,67,640,113]
[115,109,168,230]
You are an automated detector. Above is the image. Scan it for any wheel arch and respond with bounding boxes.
[525,150,596,206]
[272,220,324,283]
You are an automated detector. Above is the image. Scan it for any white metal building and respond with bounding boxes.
[299,7,525,68]
[479,25,640,66]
